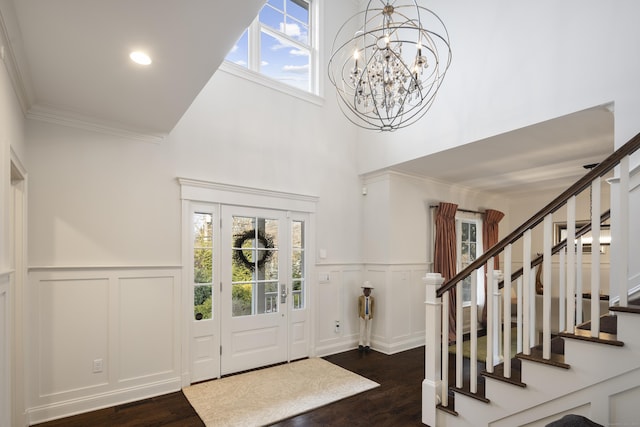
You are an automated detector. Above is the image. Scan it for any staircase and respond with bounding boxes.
[422,133,640,426]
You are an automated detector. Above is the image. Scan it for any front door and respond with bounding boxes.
[220,206,308,375]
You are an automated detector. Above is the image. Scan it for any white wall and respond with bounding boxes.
[26,0,361,269]
[0,273,10,427]
[357,1,640,172]
[352,171,511,353]
[12,0,640,423]
[1,14,28,426]
[26,267,182,424]
[1,30,27,271]
[362,171,510,264]
[23,1,366,420]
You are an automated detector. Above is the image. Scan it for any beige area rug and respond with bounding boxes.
[182,358,379,427]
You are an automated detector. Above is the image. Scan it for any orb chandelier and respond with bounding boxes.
[328,0,452,131]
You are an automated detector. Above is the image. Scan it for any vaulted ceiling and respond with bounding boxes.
[390,106,614,197]
[1,0,265,140]
[1,1,615,195]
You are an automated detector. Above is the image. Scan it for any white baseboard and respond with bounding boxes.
[315,334,426,358]
[27,377,181,425]
[373,334,426,355]
[314,340,358,358]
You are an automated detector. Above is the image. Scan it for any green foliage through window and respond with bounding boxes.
[194,212,213,320]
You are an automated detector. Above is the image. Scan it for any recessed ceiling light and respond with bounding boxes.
[130,51,152,65]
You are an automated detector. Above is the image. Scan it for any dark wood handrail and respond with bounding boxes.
[498,210,610,288]
[436,131,640,298]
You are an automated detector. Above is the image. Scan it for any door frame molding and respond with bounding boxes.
[179,178,318,213]
[179,178,318,385]
[10,147,28,427]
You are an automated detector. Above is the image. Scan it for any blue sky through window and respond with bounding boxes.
[227,30,248,67]
[225,0,311,93]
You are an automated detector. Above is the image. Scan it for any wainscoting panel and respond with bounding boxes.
[118,275,177,382]
[38,277,109,397]
[367,265,429,354]
[27,267,181,424]
[314,263,428,357]
[609,384,640,426]
[315,265,363,357]
[0,272,10,427]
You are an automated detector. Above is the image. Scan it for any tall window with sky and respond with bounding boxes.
[225,0,313,93]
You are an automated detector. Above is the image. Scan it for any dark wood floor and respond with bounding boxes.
[34,346,427,427]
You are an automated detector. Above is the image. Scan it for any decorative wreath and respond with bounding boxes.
[233,229,275,271]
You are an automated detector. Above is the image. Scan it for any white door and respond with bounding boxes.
[220,206,308,375]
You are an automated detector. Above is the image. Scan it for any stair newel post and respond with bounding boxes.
[503,245,512,378]
[522,229,532,355]
[590,177,602,338]
[441,287,449,408]
[543,214,553,360]
[422,273,444,426]
[566,196,577,331]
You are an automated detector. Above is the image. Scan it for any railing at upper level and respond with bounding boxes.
[422,132,640,426]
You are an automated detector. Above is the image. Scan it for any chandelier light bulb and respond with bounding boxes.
[328,0,451,131]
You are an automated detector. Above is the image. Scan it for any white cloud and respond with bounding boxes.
[271,43,287,51]
[234,60,247,66]
[282,64,309,74]
[280,22,301,38]
[261,60,269,67]
[289,48,309,57]
[230,44,239,54]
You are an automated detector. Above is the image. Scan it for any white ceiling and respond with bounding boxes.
[3,0,265,139]
[389,106,614,197]
[1,1,615,195]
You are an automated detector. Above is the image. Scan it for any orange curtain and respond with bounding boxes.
[433,202,458,343]
[481,209,505,326]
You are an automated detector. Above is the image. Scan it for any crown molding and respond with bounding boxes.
[26,104,167,143]
[1,5,166,144]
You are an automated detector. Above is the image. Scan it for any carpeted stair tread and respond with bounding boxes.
[576,314,617,335]
[532,336,565,354]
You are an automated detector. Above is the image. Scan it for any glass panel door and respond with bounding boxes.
[230,216,280,317]
[221,207,288,375]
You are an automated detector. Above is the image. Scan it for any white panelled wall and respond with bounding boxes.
[27,268,181,424]
[314,263,429,357]
[1,1,640,426]
[0,271,11,427]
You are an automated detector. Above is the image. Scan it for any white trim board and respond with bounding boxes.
[178,178,318,213]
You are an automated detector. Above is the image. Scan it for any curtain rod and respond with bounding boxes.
[429,205,485,215]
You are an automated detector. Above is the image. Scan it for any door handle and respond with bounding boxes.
[280,286,288,304]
